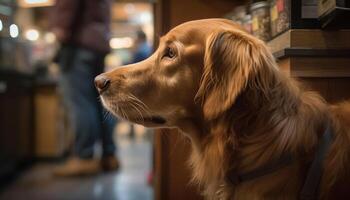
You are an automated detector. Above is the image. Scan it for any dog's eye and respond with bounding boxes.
[163,47,176,59]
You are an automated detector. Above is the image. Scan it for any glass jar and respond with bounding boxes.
[232,5,247,25]
[270,0,290,37]
[250,1,271,41]
[242,14,252,33]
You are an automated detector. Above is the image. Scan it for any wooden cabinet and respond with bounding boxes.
[0,71,71,183]
[34,83,69,158]
[0,70,34,181]
[268,29,350,103]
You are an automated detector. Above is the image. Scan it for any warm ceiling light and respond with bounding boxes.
[25,0,49,4]
[18,0,55,7]
[44,32,56,43]
[110,37,134,49]
[25,29,40,41]
[9,24,19,38]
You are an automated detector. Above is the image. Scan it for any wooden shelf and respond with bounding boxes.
[267,29,350,104]
[268,29,350,54]
[273,48,350,59]
[267,29,350,79]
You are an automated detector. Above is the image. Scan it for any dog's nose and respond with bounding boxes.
[94,75,111,93]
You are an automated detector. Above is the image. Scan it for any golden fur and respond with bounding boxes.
[97,19,350,199]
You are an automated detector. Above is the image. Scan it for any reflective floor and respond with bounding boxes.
[0,122,153,200]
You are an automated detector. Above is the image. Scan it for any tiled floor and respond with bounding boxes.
[0,123,154,200]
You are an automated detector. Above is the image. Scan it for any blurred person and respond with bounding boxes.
[131,29,152,63]
[51,0,119,176]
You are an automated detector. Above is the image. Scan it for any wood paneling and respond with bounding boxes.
[155,130,201,200]
[299,78,350,103]
[155,0,239,35]
[276,57,350,104]
[279,57,350,78]
[168,0,239,29]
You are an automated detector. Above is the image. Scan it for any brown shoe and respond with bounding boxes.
[53,157,101,177]
[101,156,120,172]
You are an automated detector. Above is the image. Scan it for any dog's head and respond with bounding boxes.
[96,19,277,129]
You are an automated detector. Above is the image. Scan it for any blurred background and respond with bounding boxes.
[0,0,350,200]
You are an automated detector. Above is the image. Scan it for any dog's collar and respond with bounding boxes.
[300,123,334,200]
[226,123,334,200]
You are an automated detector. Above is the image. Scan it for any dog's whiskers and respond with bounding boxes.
[127,95,153,117]
[128,94,152,114]
[128,101,145,123]
[103,94,154,124]
[129,94,150,110]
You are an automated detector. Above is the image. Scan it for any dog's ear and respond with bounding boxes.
[196,30,277,120]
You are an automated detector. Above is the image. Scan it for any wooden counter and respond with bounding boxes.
[0,70,35,182]
[268,29,350,103]
[34,81,69,159]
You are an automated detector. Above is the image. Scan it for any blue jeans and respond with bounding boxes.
[58,45,116,159]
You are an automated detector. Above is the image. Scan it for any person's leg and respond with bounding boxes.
[62,48,105,158]
[54,46,103,176]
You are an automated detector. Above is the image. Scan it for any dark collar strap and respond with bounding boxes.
[300,123,334,200]
[226,123,334,200]
[226,153,293,185]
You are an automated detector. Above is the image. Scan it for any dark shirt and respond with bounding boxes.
[51,0,111,54]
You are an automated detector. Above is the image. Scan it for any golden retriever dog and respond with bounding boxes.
[95,19,350,199]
